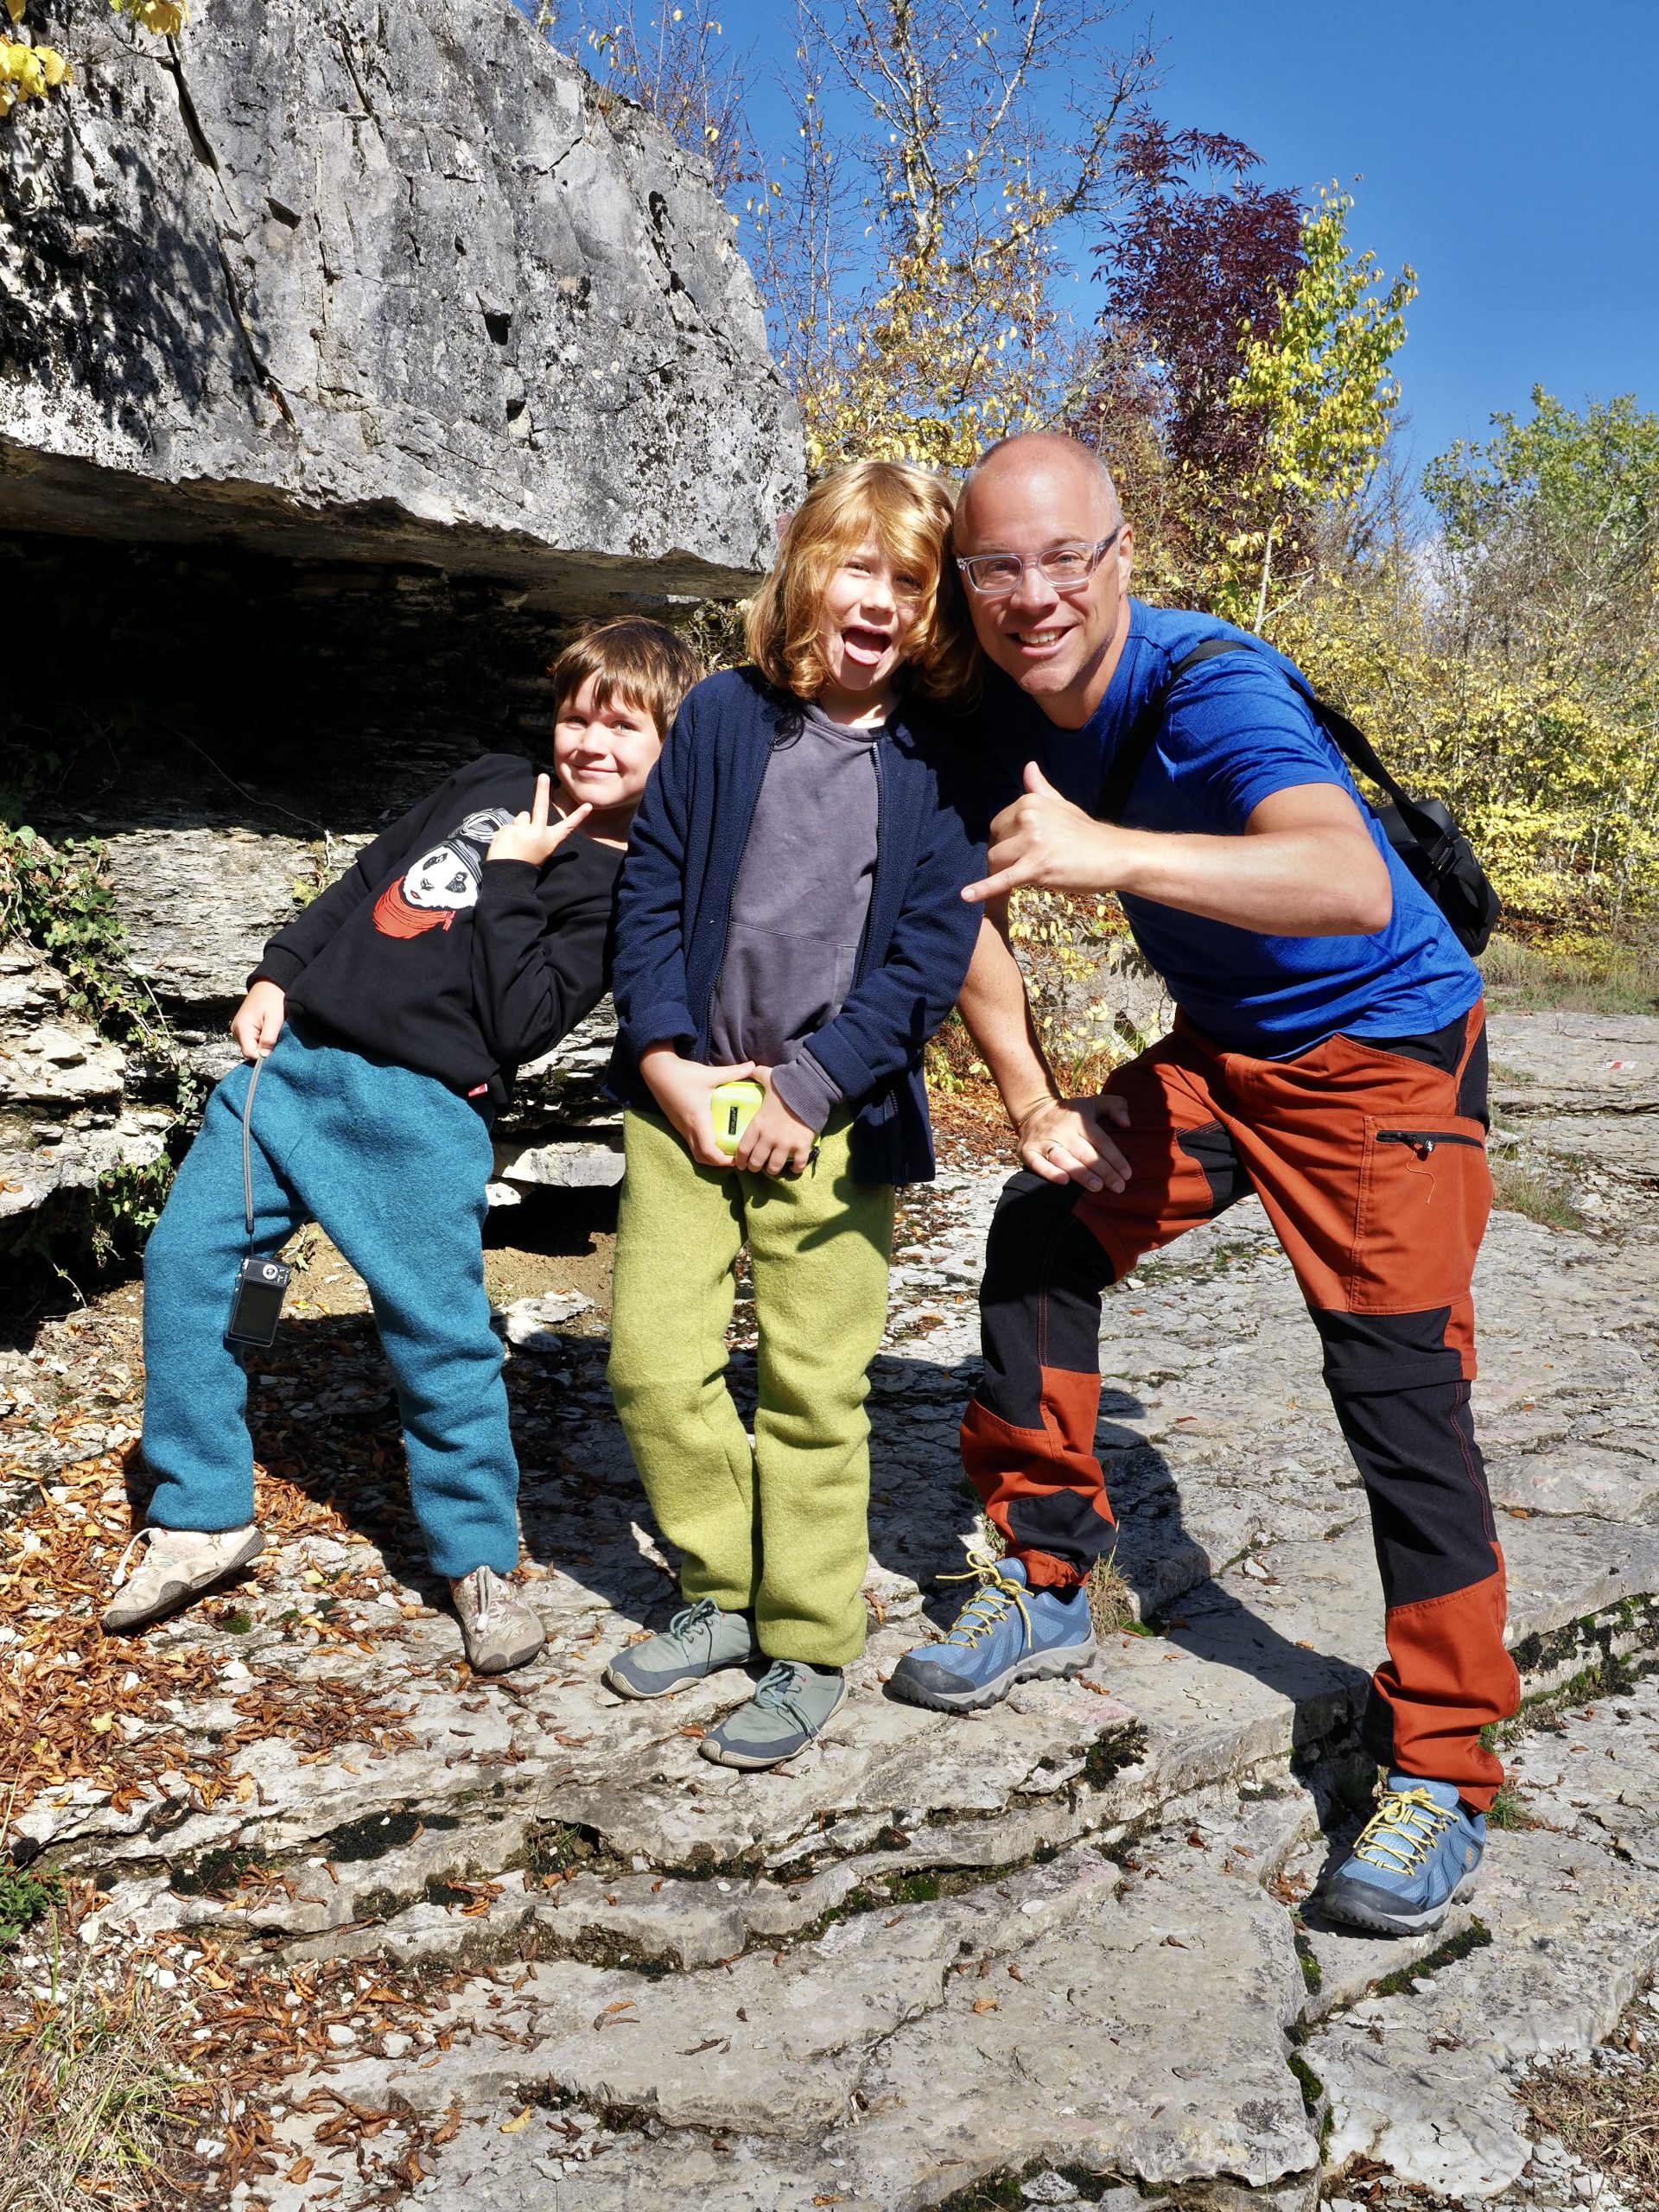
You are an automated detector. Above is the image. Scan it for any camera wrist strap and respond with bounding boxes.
[242,1052,266,1252]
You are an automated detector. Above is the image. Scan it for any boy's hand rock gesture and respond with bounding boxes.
[487,775,593,866]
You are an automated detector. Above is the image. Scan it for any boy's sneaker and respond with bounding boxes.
[700,1660,846,1769]
[887,1550,1095,1713]
[450,1567,546,1675]
[604,1599,755,1699]
[1321,1774,1486,1936]
[102,1524,264,1633]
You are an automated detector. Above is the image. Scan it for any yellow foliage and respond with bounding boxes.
[1269,582,1659,928]
[1216,189,1414,627]
[0,34,69,111]
[111,0,186,34]
[0,0,181,121]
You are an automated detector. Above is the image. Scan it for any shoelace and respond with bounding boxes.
[467,1567,504,1630]
[111,1529,155,1590]
[1351,1786,1455,1877]
[935,1546,1033,1651]
[667,1597,722,1651]
[747,1660,819,1733]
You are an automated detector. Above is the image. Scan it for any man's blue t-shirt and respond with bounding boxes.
[979,600,1481,1057]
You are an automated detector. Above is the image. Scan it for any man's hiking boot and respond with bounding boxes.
[887,1549,1095,1713]
[700,1659,846,1769]
[102,1524,264,1633]
[1321,1774,1485,1936]
[604,1598,755,1699]
[450,1567,545,1676]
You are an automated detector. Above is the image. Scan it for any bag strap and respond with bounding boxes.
[1096,635,1452,853]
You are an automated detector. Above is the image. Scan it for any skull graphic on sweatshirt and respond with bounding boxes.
[372,809,514,940]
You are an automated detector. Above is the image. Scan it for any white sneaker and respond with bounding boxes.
[102,1524,264,1632]
[450,1567,546,1675]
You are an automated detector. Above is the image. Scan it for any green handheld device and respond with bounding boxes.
[710,1078,766,1155]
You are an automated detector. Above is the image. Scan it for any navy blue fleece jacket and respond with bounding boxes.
[607,667,984,1185]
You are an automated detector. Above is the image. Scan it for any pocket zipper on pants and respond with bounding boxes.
[1377,1128,1486,1160]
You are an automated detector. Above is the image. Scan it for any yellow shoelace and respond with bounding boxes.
[1351,1786,1454,1876]
[936,1547,1033,1649]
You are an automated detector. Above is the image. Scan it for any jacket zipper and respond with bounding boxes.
[1377,1128,1485,1160]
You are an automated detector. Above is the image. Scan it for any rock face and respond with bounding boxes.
[0,0,805,1253]
[0,0,802,601]
[0,942,168,1224]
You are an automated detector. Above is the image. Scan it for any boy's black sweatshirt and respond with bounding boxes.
[251,753,620,1110]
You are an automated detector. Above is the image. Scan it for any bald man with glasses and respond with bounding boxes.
[887,432,1516,1939]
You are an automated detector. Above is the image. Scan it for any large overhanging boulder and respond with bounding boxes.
[0,0,802,602]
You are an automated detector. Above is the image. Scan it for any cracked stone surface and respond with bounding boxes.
[0,941,169,1221]
[5,1012,1659,2211]
[1306,1681,1659,2201]
[0,0,801,600]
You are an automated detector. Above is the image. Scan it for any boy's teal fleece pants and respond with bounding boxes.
[140,1023,519,1579]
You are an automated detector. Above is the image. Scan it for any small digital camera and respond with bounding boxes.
[226,1254,291,1348]
[710,1077,766,1156]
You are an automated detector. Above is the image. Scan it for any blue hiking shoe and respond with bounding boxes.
[887,1549,1096,1714]
[1321,1774,1486,1936]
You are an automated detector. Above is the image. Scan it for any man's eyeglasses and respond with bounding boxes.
[955,529,1122,598]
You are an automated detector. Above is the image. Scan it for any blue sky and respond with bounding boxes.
[688,0,1656,478]
[1141,0,1657,474]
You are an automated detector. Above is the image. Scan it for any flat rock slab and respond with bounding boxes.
[1488,1011,1659,1115]
[287,1808,1318,2212]
[1308,1673,1659,2201]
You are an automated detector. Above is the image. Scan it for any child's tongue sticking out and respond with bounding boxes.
[816,537,924,725]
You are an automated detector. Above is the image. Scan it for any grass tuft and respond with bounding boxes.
[1486,1784,1537,1832]
[1491,1152,1590,1235]
[1522,2039,1659,2205]
[0,1948,194,2212]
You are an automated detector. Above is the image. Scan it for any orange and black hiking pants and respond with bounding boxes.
[963,1000,1520,1808]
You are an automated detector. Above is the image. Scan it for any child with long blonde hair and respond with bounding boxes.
[601,460,983,1766]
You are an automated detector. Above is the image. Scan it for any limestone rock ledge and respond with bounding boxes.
[0,944,168,1222]
[0,0,802,601]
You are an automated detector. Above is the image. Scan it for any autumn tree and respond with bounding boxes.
[1070,116,1305,601]
[747,0,1155,475]
[1227,188,1414,626]
[1426,386,1659,680]
[557,0,755,197]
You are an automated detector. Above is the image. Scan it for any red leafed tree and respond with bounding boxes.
[1071,114,1306,606]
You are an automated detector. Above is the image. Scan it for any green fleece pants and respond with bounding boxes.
[607,1108,895,1667]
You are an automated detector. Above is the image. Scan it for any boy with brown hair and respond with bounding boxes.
[105,618,700,1675]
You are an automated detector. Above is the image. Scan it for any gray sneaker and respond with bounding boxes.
[604,1597,754,1699]
[450,1567,546,1675]
[701,1659,847,1770]
[102,1524,264,1633]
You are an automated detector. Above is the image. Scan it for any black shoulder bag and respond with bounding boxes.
[1095,638,1500,956]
